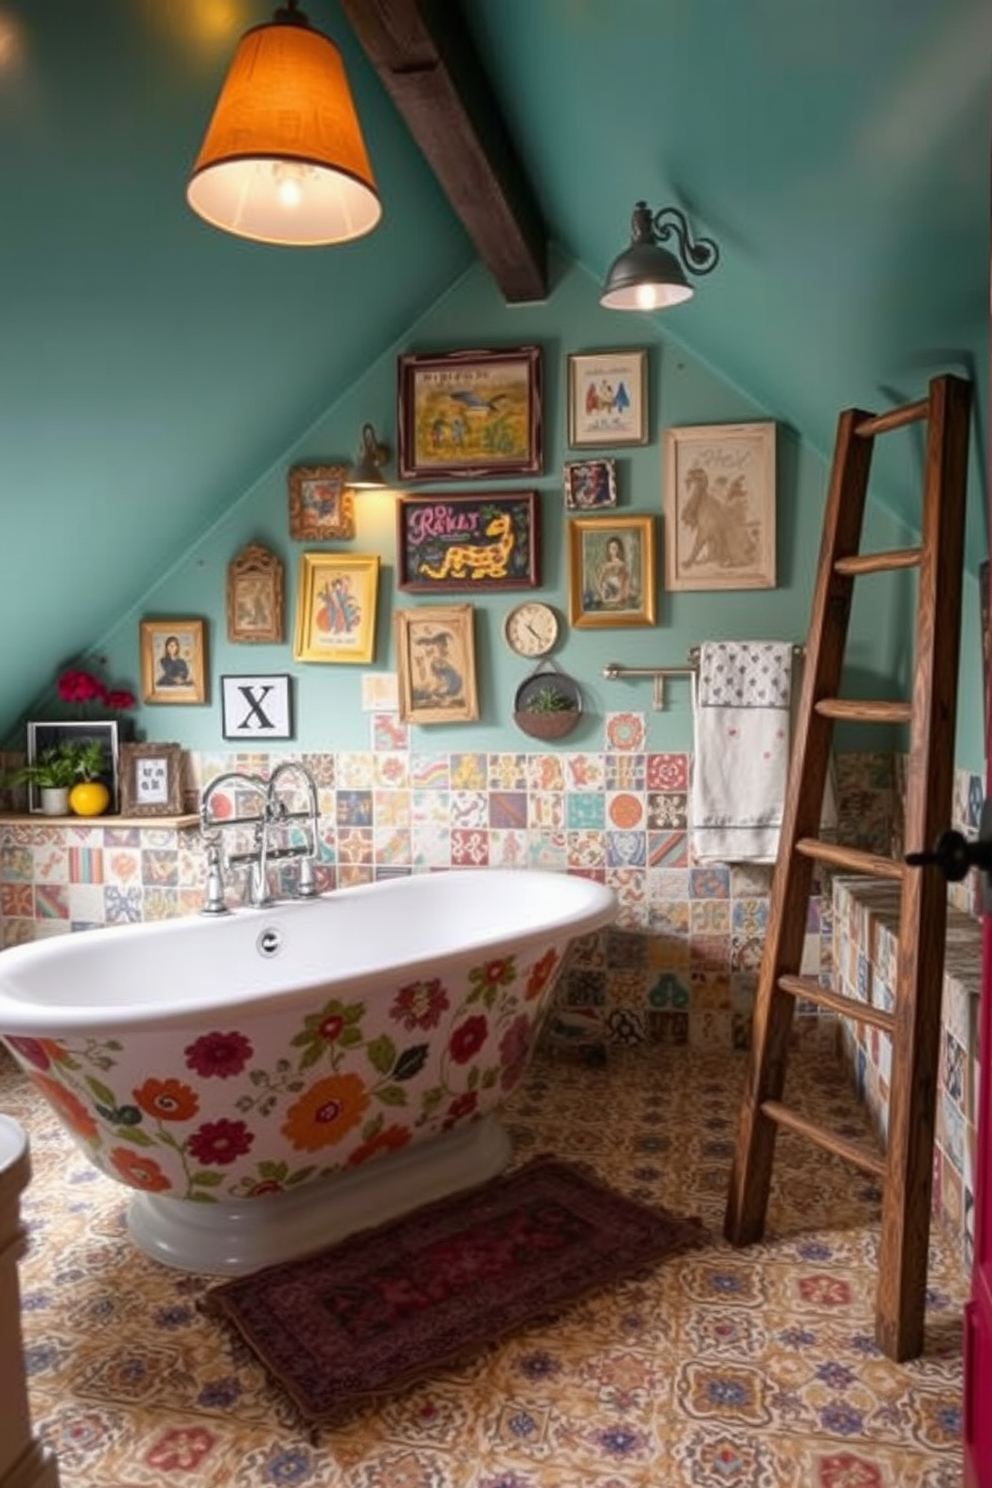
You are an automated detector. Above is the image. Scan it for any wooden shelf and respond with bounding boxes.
[0,813,200,829]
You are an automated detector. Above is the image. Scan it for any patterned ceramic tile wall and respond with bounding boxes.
[832,764,984,1264]
[0,742,975,1066]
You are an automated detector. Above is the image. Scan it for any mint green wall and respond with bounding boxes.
[90,251,985,771]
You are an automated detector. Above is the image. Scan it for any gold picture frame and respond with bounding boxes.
[226,542,284,644]
[293,552,380,664]
[118,741,185,816]
[140,620,207,704]
[568,514,656,628]
[664,421,777,590]
[394,605,479,723]
[287,464,355,541]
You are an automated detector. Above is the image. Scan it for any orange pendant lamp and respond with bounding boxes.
[187,1,381,247]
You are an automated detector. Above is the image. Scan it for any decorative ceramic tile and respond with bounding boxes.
[605,711,646,752]
[488,753,528,791]
[373,789,410,827]
[647,753,690,791]
[489,791,528,829]
[529,792,565,830]
[372,751,409,787]
[605,753,646,791]
[371,715,408,752]
[450,753,488,790]
[489,829,530,867]
[451,827,489,866]
[527,754,566,792]
[451,791,488,830]
[563,753,605,790]
[410,754,450,790]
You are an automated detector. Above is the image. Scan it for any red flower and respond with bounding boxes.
[184,1030,253,1079]
[449,1014,489,1064]
[55,667,136,713]
[104,688,136,711]
[187,1119,254,1166]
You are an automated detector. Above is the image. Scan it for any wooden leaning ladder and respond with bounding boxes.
[723,373,973,1362]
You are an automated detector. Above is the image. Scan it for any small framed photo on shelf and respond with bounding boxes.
[397,346,542,480]
[140,620,207,704]
[568,514,656,629]
[293,553,380,664]
[118,741,184,817]
[227,542,284,644]
[567,349,647,448]
[287,464,355,541]
[663,421,776,591]
[221,674,293,741]
[394,605,479,724]
[563,458,617,510]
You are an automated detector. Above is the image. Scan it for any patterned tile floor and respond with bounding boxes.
[3,1038,965,1487]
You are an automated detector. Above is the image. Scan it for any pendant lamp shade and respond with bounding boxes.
[187,10,381,247]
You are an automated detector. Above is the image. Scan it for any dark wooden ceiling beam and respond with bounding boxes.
[337,0,548,303]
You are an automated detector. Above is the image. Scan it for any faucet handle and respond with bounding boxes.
[297,856,318,898]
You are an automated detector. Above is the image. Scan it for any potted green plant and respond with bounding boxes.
[513,668,582,741]
[2,738,110,816]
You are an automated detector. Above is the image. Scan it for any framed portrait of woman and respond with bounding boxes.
[139,620,208,704]
[567,515,656,628]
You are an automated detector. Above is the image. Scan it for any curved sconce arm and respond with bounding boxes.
[634,201,720,276]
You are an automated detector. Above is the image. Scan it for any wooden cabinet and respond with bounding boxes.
[964,915,992,1486]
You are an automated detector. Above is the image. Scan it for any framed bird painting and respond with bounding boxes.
[397,346,543,481]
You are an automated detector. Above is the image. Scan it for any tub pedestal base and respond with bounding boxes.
[127,1114,513,1275]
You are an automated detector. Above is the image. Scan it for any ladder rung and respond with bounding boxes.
[778,974,896,1034]
[854,398,928,437]
[815,698,913,724]
[834,548,921,576]
[795,837,906,880]
[760,1100,887,1178]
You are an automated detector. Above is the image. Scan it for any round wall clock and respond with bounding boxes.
[503,601,560,658]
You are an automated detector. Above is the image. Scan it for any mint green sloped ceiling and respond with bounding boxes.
[464,0,990,558]
[0,0,473,727]
[0,0,988,754]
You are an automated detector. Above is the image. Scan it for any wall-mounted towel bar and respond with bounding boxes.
[601,661,695,711]
[603,643,806,711]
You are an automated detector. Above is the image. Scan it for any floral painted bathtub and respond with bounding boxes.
[0,868,616,1272]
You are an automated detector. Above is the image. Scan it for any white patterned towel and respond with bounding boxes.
[689,641,794,864]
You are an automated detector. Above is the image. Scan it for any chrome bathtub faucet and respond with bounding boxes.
[198,764,321,911]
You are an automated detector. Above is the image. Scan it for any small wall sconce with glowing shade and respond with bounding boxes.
[186,0,381,247]
[600,200,720,311]
[347,424,390,490]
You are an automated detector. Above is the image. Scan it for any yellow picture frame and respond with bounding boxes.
[292,553,380,664]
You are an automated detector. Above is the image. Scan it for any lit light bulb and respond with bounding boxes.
[273,163,306,210]
[636,282,659,311]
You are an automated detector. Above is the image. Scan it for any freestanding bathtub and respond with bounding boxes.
[0,869,615,1274]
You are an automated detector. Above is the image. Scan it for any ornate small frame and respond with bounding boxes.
[118,741,185,816]
[394,605,479,723]
[287,464,355,541]
[139,620,207,704]
[226,542,284,643]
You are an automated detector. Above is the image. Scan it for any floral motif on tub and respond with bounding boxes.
[3,948,562,1200]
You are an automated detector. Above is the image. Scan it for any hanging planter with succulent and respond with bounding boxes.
[513,661,583,741]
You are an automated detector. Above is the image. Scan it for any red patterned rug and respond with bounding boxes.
[203,1156,707,1427]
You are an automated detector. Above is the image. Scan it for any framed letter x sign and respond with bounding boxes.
[221,674,293,740]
